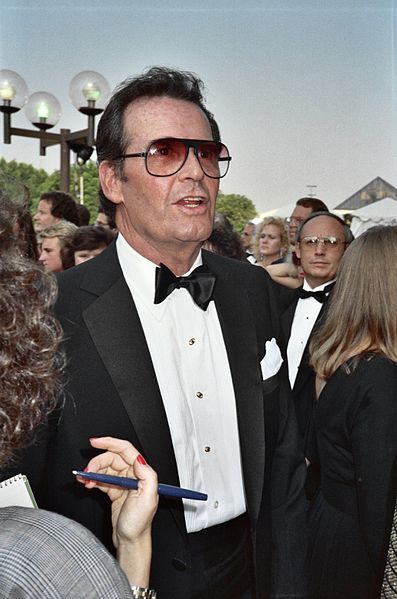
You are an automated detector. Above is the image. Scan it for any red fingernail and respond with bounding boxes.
[137,454,146,465]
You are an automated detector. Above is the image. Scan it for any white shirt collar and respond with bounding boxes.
[116,233,203,319]
[302,278,336,292]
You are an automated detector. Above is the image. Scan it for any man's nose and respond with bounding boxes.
[179,147,204,180]
[314,240,326,253]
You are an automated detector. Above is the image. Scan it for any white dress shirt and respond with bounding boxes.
[287,279,335,389]
[116,234,246,532]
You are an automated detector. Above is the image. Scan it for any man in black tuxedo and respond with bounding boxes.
[11,68,306,598]
[280,212,353,451]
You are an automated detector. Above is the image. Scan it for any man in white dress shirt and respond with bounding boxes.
[281,212,353,450]
[8,67,307,599]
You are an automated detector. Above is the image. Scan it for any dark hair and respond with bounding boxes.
[296,197,329,213]
[16,208,39,260]
[296,211,354,244]
[96,207,117,230]
[0,186,38,260]
[96,66,221,220]
[0,253,64,468]
[203,213,245,260]
[40,191,80,226]
[70,225,115,253]
[76,204,90,226]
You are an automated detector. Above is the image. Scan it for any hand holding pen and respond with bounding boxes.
[75,436,158,588]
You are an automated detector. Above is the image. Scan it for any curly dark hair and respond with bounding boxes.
[0,252,64,469]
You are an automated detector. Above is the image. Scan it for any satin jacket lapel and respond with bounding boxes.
[293,302,327,394]
[79,247,185,532]
[281,295,298,352]
[203,253,266,525]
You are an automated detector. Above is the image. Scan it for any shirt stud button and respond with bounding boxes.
[188,338,195,345]
[204,446,211,452]
[196,391,203,399]
[214,500,219,508]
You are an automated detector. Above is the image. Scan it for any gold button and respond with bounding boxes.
[204,446,211,452]
[196,391,203,399]
[188,338,195,345]
[214,500,219,508]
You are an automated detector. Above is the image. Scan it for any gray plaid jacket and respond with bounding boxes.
[0,506,133,598]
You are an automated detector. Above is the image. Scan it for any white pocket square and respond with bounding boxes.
[260,337,283,380]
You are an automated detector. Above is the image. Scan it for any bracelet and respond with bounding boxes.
[130,585,157,598]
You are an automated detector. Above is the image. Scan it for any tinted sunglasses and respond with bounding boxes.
[116,137,231,179]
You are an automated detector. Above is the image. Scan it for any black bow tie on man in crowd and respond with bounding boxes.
[297,282,335,304]
[154,263,217,311]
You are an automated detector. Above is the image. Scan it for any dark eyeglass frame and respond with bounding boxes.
[300,235,347,249]
[115,137,232,179]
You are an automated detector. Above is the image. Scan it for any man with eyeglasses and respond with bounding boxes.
[10,67,306,599]
[280,212,353,458]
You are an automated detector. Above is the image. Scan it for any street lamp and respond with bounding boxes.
[0,69,110,192]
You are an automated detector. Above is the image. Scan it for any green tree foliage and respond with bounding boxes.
[0,157,100,223]
[216,191,257,233]
[0,157,52,205]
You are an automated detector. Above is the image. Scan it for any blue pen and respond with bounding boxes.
[73,470,208,501]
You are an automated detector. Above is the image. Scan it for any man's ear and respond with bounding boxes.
[98,161,124,205]
[295,241,301,260]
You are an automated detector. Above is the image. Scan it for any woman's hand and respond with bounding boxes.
[76,436,158,586]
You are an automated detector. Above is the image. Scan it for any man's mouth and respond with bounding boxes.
[176,197,206,207]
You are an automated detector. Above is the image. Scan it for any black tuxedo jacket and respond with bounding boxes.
[280,287,329,450]
[9,243,306,598]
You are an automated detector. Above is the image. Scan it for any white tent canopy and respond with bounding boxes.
[350,197,397,237]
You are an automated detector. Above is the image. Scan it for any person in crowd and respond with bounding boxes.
[95,206,117,230]
[307,225,397,598]
[33,191,80,232]
[203,212,246,260]
[240,220,256,262]
[38,221,78,273]
[285,197,329,251]
[77,203,91,226]
[70,224,115,265]
[0,191,159,597]
[254,216,288,268]
[280,212,353,450]
[267,198,329,288]
[8,67,306,599]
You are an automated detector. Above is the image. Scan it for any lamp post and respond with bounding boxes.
[0,69,110,192]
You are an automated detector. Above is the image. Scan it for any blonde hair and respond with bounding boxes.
[38,221,78,241]
[39,221,78,270]
[253,216,288,261]
[310,226,397,379]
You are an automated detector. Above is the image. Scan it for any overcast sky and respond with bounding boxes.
[1,0,396,213]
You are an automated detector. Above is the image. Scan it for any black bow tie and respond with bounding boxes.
[297,282,335,304]
[154,263,216,311]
